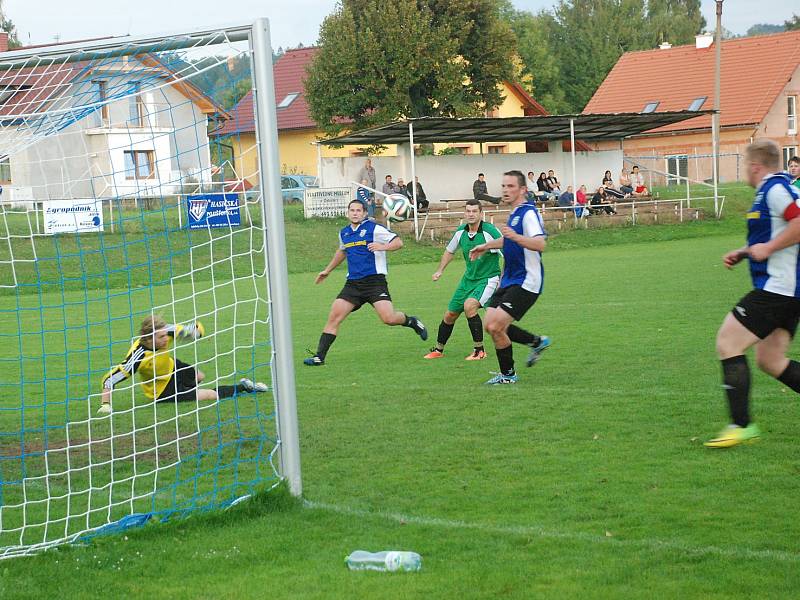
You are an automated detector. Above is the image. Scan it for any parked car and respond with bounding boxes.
[281,174,318,202]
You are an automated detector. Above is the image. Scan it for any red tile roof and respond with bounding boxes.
[216,47,318,136]
[584,30,800,134]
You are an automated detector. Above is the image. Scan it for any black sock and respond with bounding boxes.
[777,360,800,394]
[466,315,483,344]
[437,320,454,349]
[721,355,750,427]
[507,324,539,346]
[496,344,515,375]
[403,314,415,327]
[316,332,336,360]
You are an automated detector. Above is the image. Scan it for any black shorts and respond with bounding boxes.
[156,359,198,403]
[337,274,392,311]
[731,289,800,339]
[487,285,539,321]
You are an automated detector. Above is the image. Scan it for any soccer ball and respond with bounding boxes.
[383,194,414,223]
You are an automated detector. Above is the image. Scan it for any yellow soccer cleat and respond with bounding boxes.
[704,423,761,448]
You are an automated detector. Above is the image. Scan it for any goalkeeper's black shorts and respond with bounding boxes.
[156,359,198,403]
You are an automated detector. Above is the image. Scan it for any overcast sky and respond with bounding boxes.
[5,0,796,51]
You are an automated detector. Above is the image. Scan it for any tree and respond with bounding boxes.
[785,14,800,31]
[501,3,569,113]
[746,23,785,36]
[0,1,21,49]
[305,0,516,138]
[542,0,705,112]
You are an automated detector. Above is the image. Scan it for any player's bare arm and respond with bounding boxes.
[723,246,749,269]
[748,217,800,262]
[469,236,504,261]
[316,249,346,284]
[432,251,455,281]
[501,225,547,252]
[367,236,403,253]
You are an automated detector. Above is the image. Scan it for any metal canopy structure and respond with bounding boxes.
[319,111,714,146]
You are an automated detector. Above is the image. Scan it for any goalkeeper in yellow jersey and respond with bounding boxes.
[97,315,267,415]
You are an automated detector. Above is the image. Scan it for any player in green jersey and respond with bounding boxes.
[425,199,502,360]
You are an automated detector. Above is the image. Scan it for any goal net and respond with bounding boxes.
[0,22,298,558]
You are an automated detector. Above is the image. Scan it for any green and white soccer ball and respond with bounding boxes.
[383,193,414,223]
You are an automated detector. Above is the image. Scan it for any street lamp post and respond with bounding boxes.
[712,0,723,216]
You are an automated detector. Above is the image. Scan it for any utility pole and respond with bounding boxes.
[712,0,723,216]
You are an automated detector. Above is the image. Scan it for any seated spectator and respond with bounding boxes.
[356,179,373,217]
[619,168,634,195]
[382,175,398,196]
[558,186,574,209]
[406,176,429,212]
[591,186,617,215]
[472,173,488,199]
[630,165,649,196]
[537,172,558,203]
[575,185,589,218]
[396,178,410,198]
[602,169,626,199]
[547,170,562,194]
[789,156,800,189]
[526,171,538,202]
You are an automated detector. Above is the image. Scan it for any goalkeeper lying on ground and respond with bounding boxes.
[97,315,267,415]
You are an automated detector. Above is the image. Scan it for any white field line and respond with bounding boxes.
[304,500,800,563]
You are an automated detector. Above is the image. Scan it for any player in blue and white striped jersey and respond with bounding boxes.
[707,140,800,447]
[303,200,428,366]
[470,171,550,385]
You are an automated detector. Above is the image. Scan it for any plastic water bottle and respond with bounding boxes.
[345,550,422,572]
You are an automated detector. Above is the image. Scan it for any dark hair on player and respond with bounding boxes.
[348,199,366,210]
[503,170,526,187]
[464,199,483,210]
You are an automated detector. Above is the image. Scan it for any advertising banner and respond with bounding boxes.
[303,187,351,218]
[187,193,241,229]
[43,199,104,234]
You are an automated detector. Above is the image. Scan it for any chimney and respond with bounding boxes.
[0,33,8,53]
[659,42,672,50]
[695,32,714,49]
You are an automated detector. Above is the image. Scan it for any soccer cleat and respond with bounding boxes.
[239,378,269,393]
[303,356,324,366]
[465,349,487,361]
[424,348,444,359]
[525,335,551,367]
[408,316,429,341]
[485,371,518,385]
[97,403,112,416]
[704,423,761,448]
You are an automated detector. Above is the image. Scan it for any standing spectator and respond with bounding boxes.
[630,165,649,196]
[602,170,626,199]
[358,158,376,194]
[619,168,634,196]
[788,156,800,190]
[407,176,429,212]
[547,170,562,194]
[356,179,373,218]
[473,173,488,199]
[705,140,800,448]
[382,175,398,196]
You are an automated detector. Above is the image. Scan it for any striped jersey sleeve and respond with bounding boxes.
[102,344,145,390]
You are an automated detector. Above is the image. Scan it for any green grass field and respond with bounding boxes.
[4,184,800,598]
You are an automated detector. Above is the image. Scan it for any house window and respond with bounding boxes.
[91,80,108,126]
[277,92,299,109]
[0,156,10,182]
[128,82,146,127]
[784,146,798,170]
[449,146,472,155]
[687,96,707,112]
[124,150,155,179]
[789,96,797,134]
[665,154,688,186]
[487,145,507,154]
[641,101,660,114]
